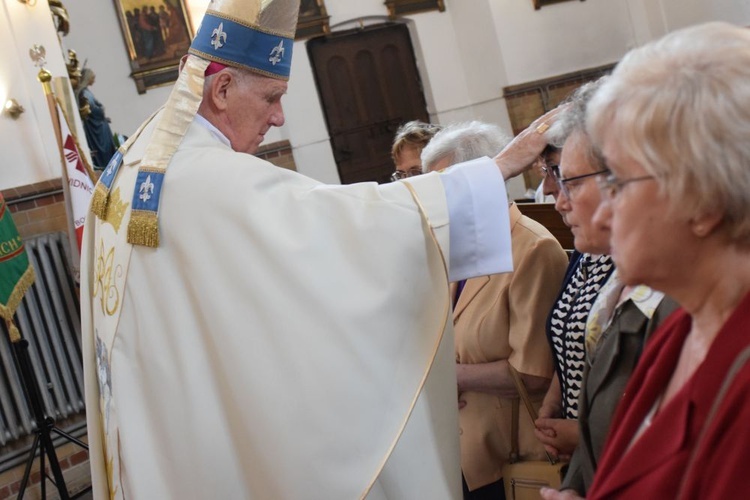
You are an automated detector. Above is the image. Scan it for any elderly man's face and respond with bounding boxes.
[225,75,287,154]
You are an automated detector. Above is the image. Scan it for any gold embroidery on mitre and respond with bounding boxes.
[103,187,128,233]
[93,240,122,316]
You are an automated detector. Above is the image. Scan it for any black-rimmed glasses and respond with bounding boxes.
[556,169,608,199]
[390,167,423,182]
[596,173,656,199]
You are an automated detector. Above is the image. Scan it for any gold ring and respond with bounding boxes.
[535,123,550,134]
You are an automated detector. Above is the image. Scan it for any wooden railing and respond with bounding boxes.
[516,202,574,251]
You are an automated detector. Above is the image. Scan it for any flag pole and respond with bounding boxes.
[36,63,81,264]
[31,45,95,275]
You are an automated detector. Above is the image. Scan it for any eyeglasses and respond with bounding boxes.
[541,164,560,180]
[596,173,656,200]
[556,169,608,199]
[390,168,423,182]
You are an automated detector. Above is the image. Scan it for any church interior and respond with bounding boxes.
[0,0,746,496]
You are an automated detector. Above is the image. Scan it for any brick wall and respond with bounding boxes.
[256,140,297,171]
[2,179,69,240]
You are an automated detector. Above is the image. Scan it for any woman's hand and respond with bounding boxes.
[540,487,585,500]
[538,402,561,419]
[534,417,579,459]
[538,374,563,419]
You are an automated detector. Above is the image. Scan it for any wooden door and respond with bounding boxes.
[307,23,429,184]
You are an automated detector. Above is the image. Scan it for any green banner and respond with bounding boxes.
[0,193,35,342]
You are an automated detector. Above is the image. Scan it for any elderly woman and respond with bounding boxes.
[423,121,569,499]
[542,22,750,500]
[532,80,616,458]
[532,79,677,498]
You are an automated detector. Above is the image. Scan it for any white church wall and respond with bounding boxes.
[285,36,336,182]
[0,0,88,189]
[489,0,635,86]
[661,0,750,31]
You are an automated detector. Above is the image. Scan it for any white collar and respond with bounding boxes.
[194,113,232,149]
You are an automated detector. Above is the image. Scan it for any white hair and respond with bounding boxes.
[547,76,609,171]
[420,121,510,173]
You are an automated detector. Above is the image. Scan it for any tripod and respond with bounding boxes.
[12,338,89,500]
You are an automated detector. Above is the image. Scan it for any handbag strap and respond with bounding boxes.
[508,363,557,465]
[676,344,750,498]
[510,396,520,462]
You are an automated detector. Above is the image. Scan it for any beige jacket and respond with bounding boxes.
[456,204,569,490]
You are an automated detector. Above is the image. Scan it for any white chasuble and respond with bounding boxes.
[81,118,509,499]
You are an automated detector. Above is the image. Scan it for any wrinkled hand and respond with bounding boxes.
[494,105,567,180]
[534,417,579,459]
[540,487,585,500]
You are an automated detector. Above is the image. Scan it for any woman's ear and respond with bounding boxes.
[690,210,724,238]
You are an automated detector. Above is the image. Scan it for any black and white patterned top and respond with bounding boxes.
[549,253,615,419]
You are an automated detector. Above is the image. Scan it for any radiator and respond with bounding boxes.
[0,232,85,454]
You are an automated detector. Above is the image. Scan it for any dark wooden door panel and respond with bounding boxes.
[308,23,429,184]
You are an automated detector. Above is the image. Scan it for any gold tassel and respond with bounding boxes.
[127,210,160,248]
[0,265,35,344]
[7,320,21,343]
[91,183,110,219]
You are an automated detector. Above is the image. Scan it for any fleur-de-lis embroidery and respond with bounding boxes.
[211,22,228,50]
[269,40,285,66]
[139,174,155,202]
[105,158,116,176]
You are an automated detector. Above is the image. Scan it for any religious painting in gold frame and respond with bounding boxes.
[533,0,585,10]
[296,0,331,40]
[113,0,194,94]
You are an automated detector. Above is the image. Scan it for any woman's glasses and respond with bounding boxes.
[555,169,608,199]
[596,173,656,200]
[390,167,423,182]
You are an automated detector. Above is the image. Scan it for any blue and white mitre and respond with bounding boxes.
[91,0,299,247]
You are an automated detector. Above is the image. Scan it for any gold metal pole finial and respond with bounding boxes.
[29,45,53,94]
[37,68,52,83]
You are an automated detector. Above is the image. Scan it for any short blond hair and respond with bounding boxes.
[587,22,750,246]
[391,121,442,163]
